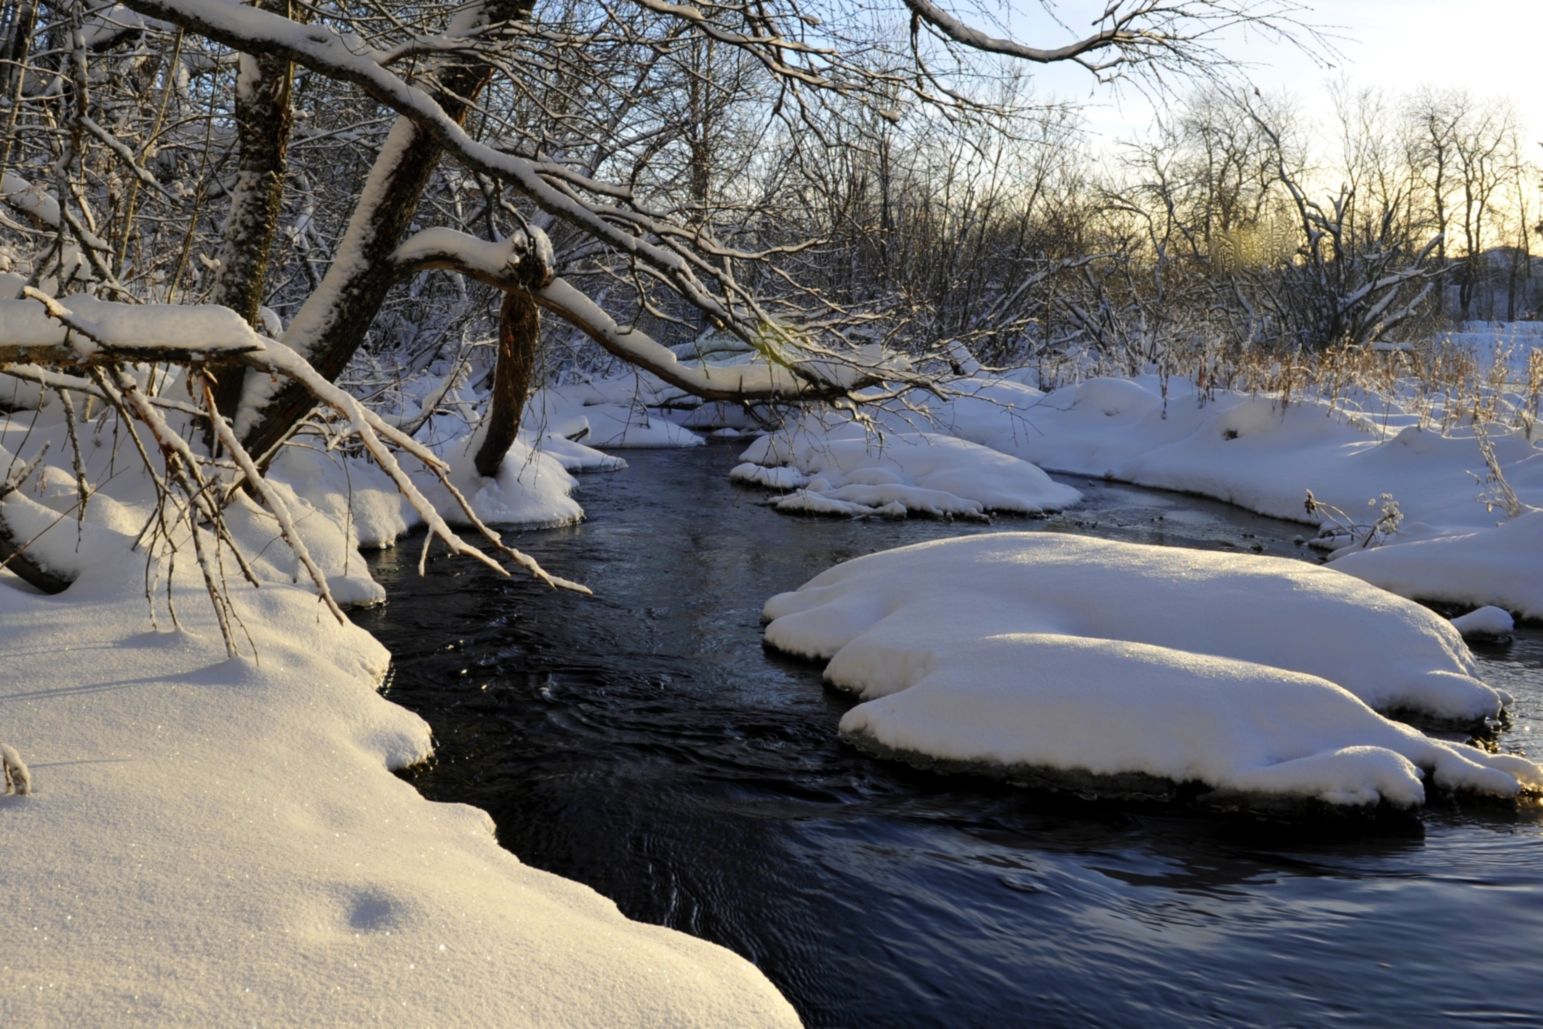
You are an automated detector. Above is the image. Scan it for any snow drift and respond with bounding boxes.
[763,533,1541,811]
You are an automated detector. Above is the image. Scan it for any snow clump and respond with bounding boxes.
[734,420,1081,519]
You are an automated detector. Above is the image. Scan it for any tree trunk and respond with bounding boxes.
[207,0,303,441]
[237,0,533,462]
[474,290,540,478]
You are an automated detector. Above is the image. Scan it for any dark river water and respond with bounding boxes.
[356,443,1543,1027]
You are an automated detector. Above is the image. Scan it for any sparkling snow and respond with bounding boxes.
[763,533,1542,810]
[0,412,795,1024]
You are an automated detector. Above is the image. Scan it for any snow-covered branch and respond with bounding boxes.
[393,227,886,402]
[115,0,777,338]
[1,292,264,365]
[0,293,588,609]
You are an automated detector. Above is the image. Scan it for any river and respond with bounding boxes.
[356,443,1543,1027]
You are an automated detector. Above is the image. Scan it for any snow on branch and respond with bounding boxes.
[0,292,587,639]
[902,0,1147,66]
[112,0,841,346]
[392,227,892,402]
[392,226,553,292]
[1,292,265,365]
[903,0,1327,79]
[536,278,825,400]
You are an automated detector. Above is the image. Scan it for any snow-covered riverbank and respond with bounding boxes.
[732,369,1543,618]
[0,434,795,1024]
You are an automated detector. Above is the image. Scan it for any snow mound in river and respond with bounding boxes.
[762,534,1540,810]
[734,422,1080,519]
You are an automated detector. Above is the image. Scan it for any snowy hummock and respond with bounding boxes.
[733,420,1081,519]
[1334,509,1543,621]
[1451,605,1517,640]
[763,370,1542,615]
[0,421,795,1024]
[381,384,589,528]
[425,435,585,529]
[762,534,1541,810]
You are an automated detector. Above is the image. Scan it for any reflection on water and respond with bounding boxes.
[357,444,1543,1027]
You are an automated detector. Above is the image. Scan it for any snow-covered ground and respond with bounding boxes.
[763,533,1542,812]
[938,373,1541,617]
[724,356,1542,618]
[0,413,796,1024]
[4,317,1539,1018]
[524,383,707,450]
[1333,509,1543,620]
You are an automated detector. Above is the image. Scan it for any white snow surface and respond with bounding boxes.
[762,534,1541,808]
[0,294,264,354]
[427,436,585,529]
[756,369,1543,615]
[0,419,796,1024]
[1451,605,1517,639]
[527,384,706,449]
[927,375,1543,534]
[402,402,587,528]
[734,419,1080,519]
[1335,509,1543,620]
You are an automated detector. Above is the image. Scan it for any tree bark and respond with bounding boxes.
[207,0,303,436]
[474,290,540,478]
[237,0,533,463]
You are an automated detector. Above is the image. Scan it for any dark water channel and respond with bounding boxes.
[356,443,1543,1027]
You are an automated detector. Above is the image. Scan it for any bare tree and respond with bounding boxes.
[1,0,1324,618]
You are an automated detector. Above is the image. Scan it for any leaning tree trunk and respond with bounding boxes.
[237,0,533,463]
[474,289,541,478]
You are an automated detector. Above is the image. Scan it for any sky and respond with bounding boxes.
[1008,0,1542,153]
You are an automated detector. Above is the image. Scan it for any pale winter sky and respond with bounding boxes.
[1011,0,1541,153]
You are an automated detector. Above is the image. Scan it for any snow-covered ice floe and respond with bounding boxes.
[733,421,1081,519]
[763,533,1542,813]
